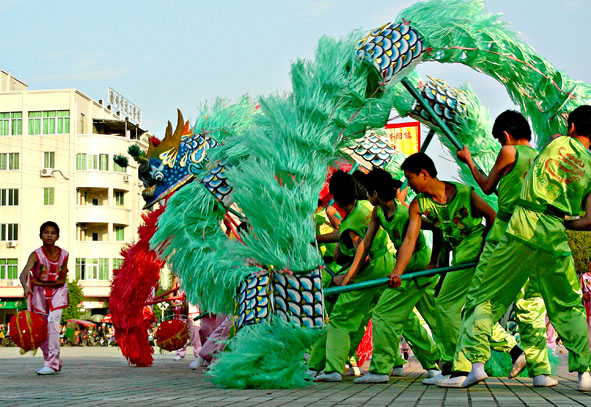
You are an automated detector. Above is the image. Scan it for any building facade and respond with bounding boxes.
[0,71,153,324]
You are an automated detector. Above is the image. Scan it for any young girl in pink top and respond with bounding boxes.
[19,221,69,375]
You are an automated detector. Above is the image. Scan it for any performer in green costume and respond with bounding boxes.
[458,105,591,392]
[311,170,394,382]
[393,153,520,385]
[326,168,441,384]
[437,110,554,388]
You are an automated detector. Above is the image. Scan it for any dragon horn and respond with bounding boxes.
[147,110,184,158]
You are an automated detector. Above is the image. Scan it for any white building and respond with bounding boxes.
[0,71,154,323]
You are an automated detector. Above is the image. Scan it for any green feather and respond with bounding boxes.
[209,319,322,389]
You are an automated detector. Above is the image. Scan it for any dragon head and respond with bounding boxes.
[122,109,219,209]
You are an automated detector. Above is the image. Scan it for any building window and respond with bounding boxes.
[0,259,18,279]
[43,187,55,205]
[0,112,21,136]
[43,152,55,169]
[76,153,87,170]
[76,258,109,280]
[115,226,124,241]
[11,112,22,135]
[113,159,126,173]
[0,189,18,206]
[28,111,42,135]
[113,258,124,273]
[88,154,99,170]
[114,191,124,206]
[99,154,108,171]
[0,153,19,170]
[29,110,70,135]
[76,153,110,171]
[0,224,18,241]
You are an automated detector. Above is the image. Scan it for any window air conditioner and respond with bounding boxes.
[40,168,53,177]
[123,174,130,183]
[6,241,17,248]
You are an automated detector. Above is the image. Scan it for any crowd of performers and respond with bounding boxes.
[302,106,591,392]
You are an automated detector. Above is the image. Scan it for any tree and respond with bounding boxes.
[566,230,591,277]
[61,279,84,324]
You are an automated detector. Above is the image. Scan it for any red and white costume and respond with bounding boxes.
[175,303,202,359]
[27,246,69,371]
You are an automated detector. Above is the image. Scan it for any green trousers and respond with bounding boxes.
[435,231,517,371]
[370,277,439,374]
[311,252,394,373]
[461,235,591,372]
[308,313,370,372]
[453,218,550,375]
[513,279,551,376]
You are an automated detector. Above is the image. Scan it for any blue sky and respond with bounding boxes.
[2,0,590,176]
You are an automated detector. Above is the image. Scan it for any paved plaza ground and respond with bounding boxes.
[1,346,590,406]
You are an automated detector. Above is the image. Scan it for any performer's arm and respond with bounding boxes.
[565,193,591,231]
[325,206,342,229]
[457,145,515,194]
[336,208,379,286]
[19,252,37,297]
[471,190,496,238]
[317,230,340,243]
[389,199,422,287]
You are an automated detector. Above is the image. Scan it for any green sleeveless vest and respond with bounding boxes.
[416,182,484,248]
[507,136,591,255]
[376,201,431,272]
[496,145,538,222]
[339,200,389,259]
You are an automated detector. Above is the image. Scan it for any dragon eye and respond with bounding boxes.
[153,171,164,181]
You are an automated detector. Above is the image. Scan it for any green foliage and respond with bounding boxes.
[61,279,84,324]
[567,230,591,276]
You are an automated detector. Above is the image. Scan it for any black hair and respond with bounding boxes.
[363,167,402,201]
[568,105,591,137]
[401,153,437,177]
[329,170,365,206]
[40,221,60,236]
[492,110,531,142]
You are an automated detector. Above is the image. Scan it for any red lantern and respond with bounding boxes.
[9,310,48,353]
[155,319,189,351]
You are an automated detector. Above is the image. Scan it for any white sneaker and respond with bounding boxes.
[390,367,404,376]
[315,372,342,382]
[437,375,467,388]
[426,369,441,378]
[533,375,558,387]
[354,373,389,384]
[190,356,206,370]
[422,373,448,385]
[462,363,488,388]
[173,355,183,361]
[305,369,319,378]
[36,366,57,375]
[577,372,591,392]
[509,353,527,378]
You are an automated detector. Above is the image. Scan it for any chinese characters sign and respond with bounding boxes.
[107,88,142,125]
[384,122,421,156]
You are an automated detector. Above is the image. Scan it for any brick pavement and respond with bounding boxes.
[1,346,590,406]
